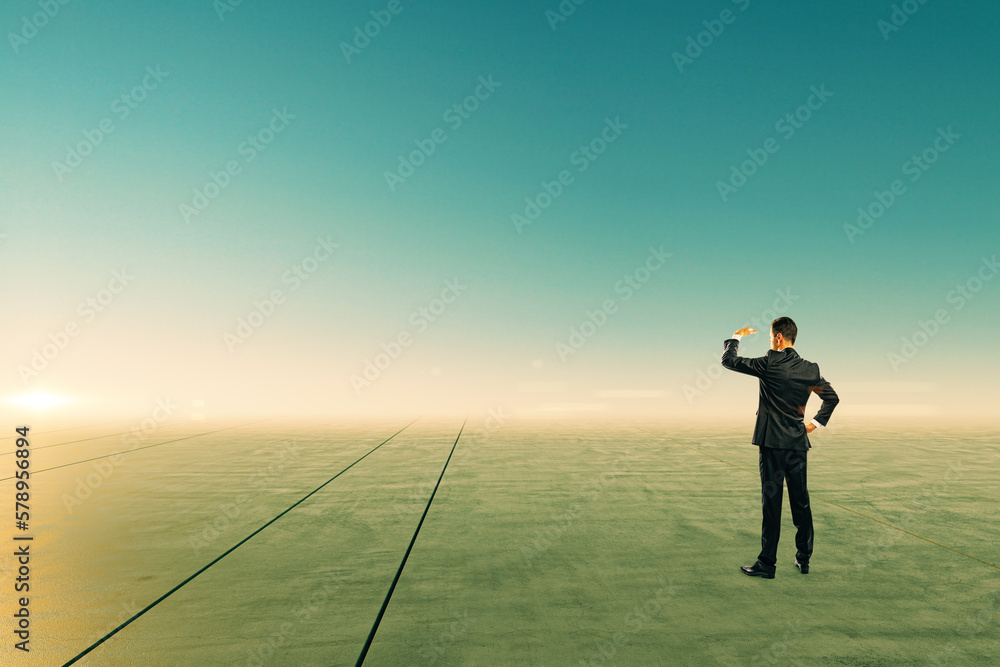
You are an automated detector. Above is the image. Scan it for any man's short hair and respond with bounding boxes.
[771,316,797,344]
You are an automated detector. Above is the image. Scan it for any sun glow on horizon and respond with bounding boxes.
[5,390,76,411]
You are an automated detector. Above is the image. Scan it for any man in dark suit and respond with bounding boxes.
[721,316,839,578]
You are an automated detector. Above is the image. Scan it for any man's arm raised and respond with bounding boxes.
[721,327,767,378]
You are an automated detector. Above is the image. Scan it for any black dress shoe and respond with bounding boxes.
[794,558,809,574]
[740,562,775,579]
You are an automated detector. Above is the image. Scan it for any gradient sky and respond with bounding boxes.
[2,0,998,421]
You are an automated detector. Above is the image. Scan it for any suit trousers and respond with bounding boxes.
[756,445,813,569]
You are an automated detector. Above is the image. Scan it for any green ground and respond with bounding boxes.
[3,418,998,665]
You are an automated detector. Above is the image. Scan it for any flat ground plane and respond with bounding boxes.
[2,417,997,665]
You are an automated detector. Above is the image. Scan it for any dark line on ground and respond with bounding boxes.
[0,420,275,481]
[60,418,420,667]
[634,426,1000,572]
[0,418,135,442]
[809,452,999,502]
[356,416,467,666]
[2,429,139,457]
[688,438,1000,501]
[838,438,1000,471]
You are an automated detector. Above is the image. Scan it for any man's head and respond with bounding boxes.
[770,316,797,351]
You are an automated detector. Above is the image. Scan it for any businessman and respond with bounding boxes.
[721,316,839,579]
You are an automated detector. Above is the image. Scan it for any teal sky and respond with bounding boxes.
[2,0,998,421]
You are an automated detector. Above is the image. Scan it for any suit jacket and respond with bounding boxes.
[721,338,839,450]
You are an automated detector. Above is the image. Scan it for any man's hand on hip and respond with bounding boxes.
[805,423,817,434]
